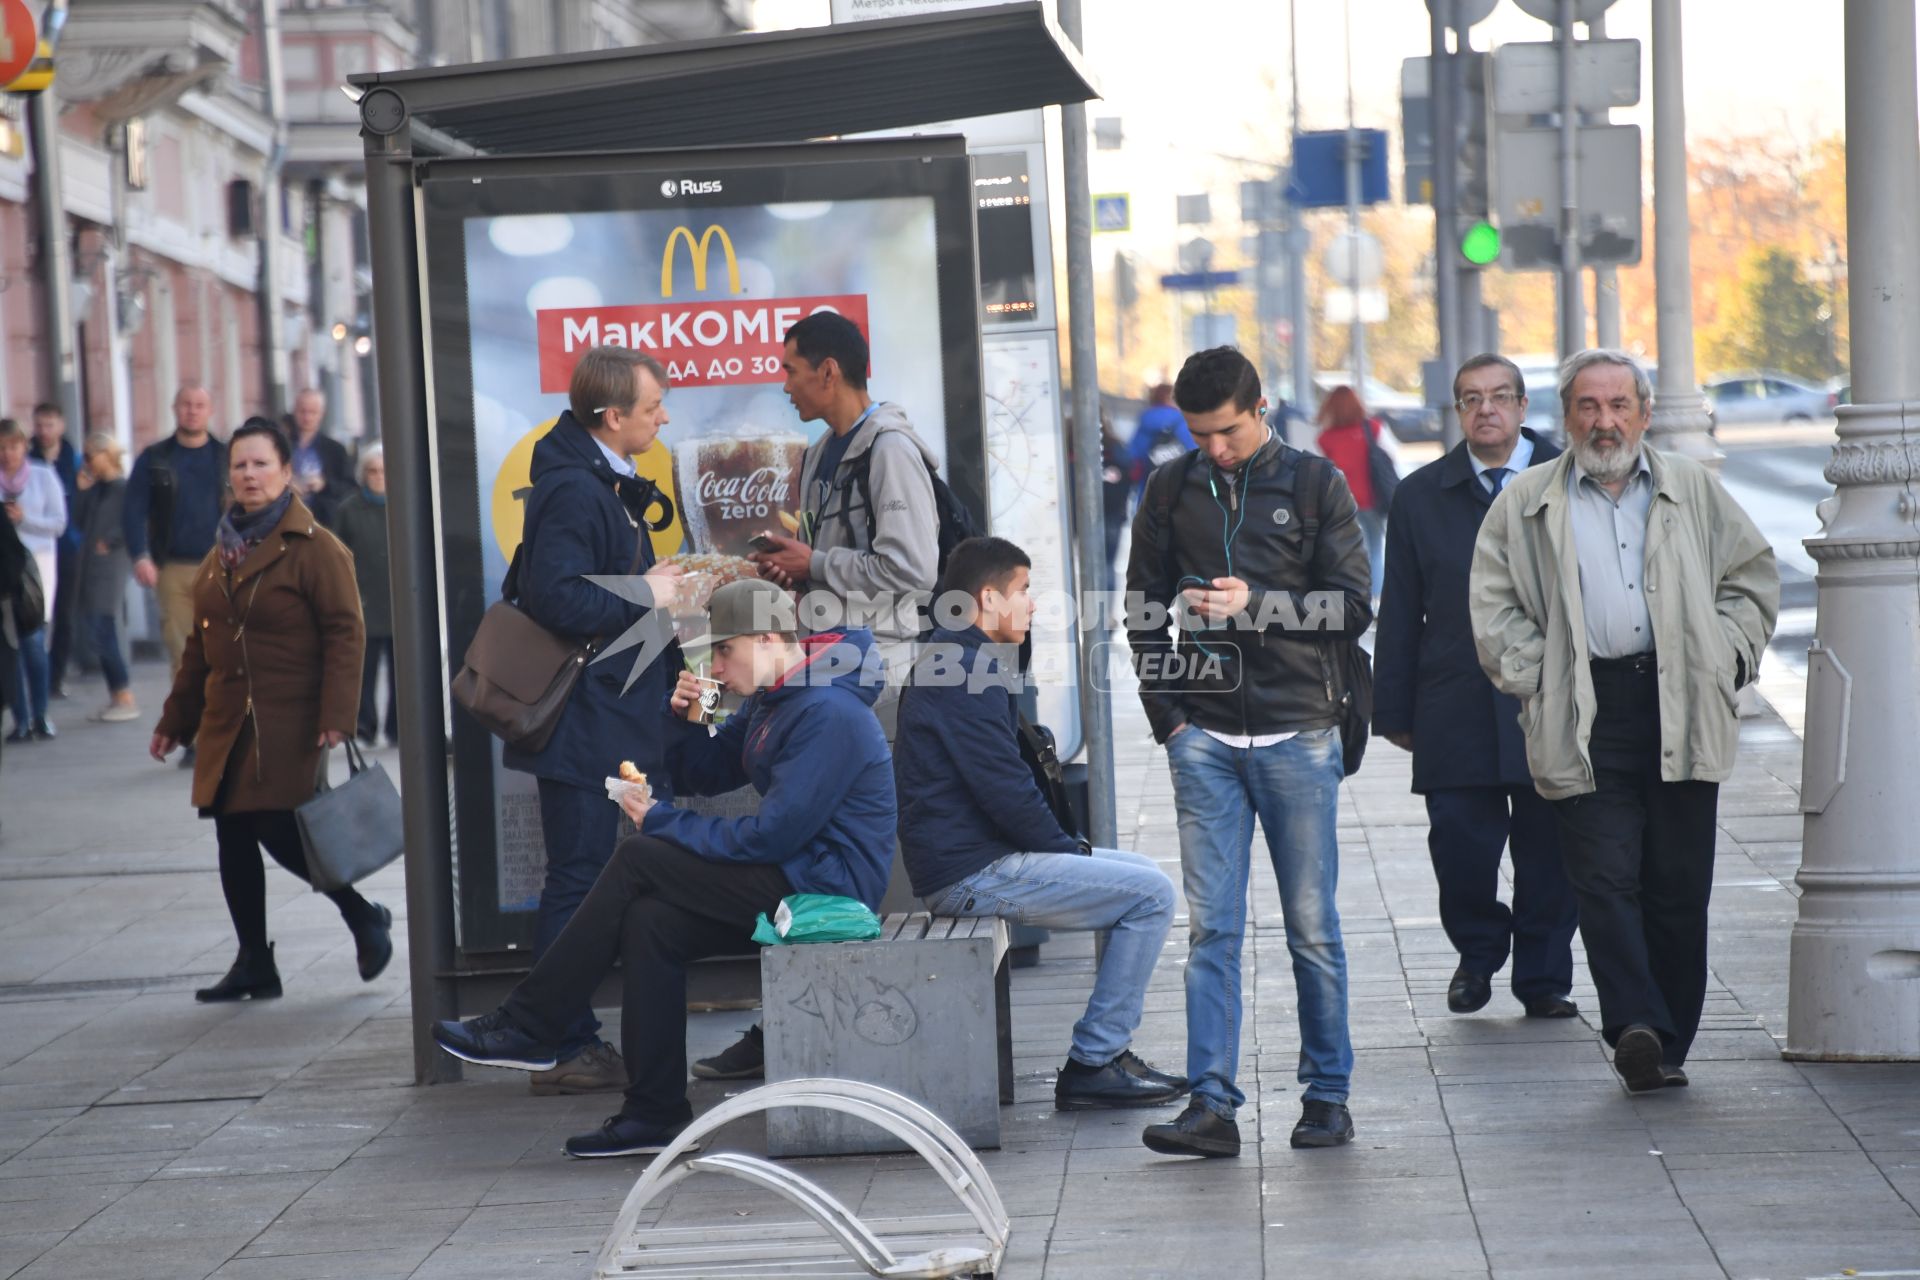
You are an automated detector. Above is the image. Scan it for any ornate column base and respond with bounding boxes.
[1647,387,1722,468]
[1786,400,1920,1061]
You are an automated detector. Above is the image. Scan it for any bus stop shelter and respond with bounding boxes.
[347,3,1099,1082]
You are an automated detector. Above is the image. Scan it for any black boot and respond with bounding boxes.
[351,903,394,982]
[196,943,283,1003]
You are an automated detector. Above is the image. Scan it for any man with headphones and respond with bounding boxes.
[1125,346,1374,1158]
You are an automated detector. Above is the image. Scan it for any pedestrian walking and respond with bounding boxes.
[126,386,227,773]
[332,446,395,746]
[897,536,1186,1112]
[432,585,894,1159]
[283,389,354,527]
[1373,354,1578,1020]
[73,434,139,723]
[503,346,685,1096]
[1127,382,1194,501]
[1315,384,1392,600]
[1470,349,1778,1092]
[150,418,392,1003]
[1126,346,1373,1157]
[29,404,79,699]
[0,418,67,741]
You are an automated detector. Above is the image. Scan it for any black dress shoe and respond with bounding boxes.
[1055,1055,1186,1111]
[432,1010,560,1071]
[1613,1024,1665,1093]
[1447,966,1493,1013]
[1660,1065,1689,1088]
[1290,1099,1356,1149]
[30,719,54,740]
[1142,1101,1241,1157]
[195,943,282,1003]
[351,902,393,981]
[4,727,29,744]
[1522,993,1579,1019]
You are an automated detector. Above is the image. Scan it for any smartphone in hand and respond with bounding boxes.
[747,532,781,553]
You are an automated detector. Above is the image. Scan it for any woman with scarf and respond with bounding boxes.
[0,418,67,741]
[151,418,393,1002]
[331,445,395,746]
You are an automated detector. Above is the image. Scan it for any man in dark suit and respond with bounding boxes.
[1373,354,1579,1019]
[286,389,356,527]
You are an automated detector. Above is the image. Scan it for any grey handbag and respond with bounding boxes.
[296,740,404,892]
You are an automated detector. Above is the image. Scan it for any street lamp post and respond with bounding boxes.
[1645,0,1717,461]
[1786,0,1920,1062]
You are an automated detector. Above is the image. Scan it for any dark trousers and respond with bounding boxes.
[214,808,375,950]
[85,613,129,694]
[1551,662,1720,1063]
[48,542,76,690]
[535,776,624,1055]
[357,636,397,742]
[1425,785,1577,999]
[504,833,791,1127]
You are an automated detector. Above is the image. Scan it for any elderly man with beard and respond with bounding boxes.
[1468,349,1777,1094]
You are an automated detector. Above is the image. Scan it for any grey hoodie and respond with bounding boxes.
[796,400,941,668]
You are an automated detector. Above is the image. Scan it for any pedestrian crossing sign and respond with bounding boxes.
[1094,194,1130,234]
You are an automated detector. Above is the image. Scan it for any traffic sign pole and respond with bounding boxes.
[1431,0,1460,441]
[1557,0,1586,361]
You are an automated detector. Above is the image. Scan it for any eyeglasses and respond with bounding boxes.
[1455,391,1521,413]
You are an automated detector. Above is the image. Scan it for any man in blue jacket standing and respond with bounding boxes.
[1372,354,1578,1020]
[895,536,1185,1112]
[501,347,685,1096]
[434,580,897,1158]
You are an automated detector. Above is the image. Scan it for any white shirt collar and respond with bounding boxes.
[1469,432,1533,480]
[588,431,637,478]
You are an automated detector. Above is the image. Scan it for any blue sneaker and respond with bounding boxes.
[432,1010,560,1072]
[564,1113,695,1160]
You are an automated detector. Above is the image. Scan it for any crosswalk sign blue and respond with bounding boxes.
[1094,194,1130,233]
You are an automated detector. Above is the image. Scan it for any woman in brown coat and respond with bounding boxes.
[151,418,393,1002]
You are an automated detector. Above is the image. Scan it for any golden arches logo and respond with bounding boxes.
[660,224,741,298]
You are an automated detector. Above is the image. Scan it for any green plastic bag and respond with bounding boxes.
[751,893,883,946]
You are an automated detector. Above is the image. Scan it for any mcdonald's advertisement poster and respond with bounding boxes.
[463,198,948,601]
[460,196,947,911]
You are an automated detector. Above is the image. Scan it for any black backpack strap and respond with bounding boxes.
[1147,450,1204,593]
[1293,453,1331,569]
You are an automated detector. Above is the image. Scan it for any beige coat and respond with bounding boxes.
[1468,445,1778,800]
[157,495,365,813]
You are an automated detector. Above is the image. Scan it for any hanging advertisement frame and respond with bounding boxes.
[417,141,986,956]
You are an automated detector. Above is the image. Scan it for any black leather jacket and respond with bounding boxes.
[1124,432,1374,744]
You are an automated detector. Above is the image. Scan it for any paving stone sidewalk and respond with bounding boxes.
[2,658,1918,1279]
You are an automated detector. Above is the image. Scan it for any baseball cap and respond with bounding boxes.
[700,578,798,645]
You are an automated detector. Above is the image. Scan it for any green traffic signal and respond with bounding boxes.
[1461,221,1501,266]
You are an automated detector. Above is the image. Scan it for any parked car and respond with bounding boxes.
[1703,372,1838,424]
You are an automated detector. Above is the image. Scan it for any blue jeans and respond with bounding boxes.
[535,776,622,1057]
[85,613,129,694]
[1166,725,1352,1115]
[1357,509,1387,600]
[6,627,49,728]
[927,847,1174,1066]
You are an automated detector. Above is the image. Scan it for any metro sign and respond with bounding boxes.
[535,223,871,391]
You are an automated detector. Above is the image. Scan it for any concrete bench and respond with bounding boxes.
[760,912,1013,1156]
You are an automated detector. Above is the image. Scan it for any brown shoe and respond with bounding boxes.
[529,1039,627,1095]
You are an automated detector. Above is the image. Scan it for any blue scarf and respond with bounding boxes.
[217,489,294,572]
[362,486,386,507]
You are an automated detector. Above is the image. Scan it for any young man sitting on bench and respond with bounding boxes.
[893,535,1187,1112]
[433,579,896,1157]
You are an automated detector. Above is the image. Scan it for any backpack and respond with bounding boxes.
[840,444,981,580]
[1145,423,1189,470]
[1146,449,1372,777]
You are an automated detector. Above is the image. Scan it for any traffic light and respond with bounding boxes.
[1460,220,1501,266]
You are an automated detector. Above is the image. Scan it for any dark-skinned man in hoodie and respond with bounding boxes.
[434,579,896,1158]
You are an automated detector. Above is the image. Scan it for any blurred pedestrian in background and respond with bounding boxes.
[333,444,396,746]
[150,418,390,1003]
[29,404,79,700]
[1315,385,1393,600]
[73,433,138,723]
[1127,382,1194,500]
[284,389,353,527]
[0,418,66,741]
[1100,409,1130,598]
